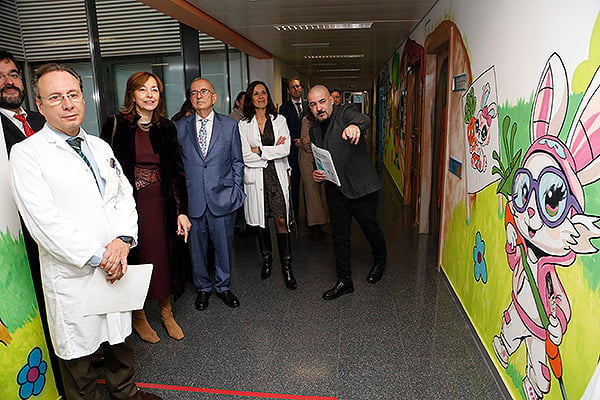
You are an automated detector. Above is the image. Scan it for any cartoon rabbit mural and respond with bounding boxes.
[492,53,600,400]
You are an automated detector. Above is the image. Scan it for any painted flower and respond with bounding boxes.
[17,347,47,399]
[473,231,488,283]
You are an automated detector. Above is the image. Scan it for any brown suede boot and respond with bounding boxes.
[159,297,184,340]
[132,309,160,343]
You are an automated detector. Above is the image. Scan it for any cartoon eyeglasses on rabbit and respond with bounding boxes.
[511,166,582,228]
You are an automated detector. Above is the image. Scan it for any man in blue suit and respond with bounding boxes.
[176,78,246,310]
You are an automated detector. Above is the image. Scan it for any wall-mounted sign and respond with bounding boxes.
[449,157,462,178]
[452,73,468,91]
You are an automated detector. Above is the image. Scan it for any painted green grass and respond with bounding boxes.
[0,229,38,330]
[0,313,59,400]
[0,229,58,398]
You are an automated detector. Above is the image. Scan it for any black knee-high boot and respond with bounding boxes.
[257,226,273,279]
[277,232,297,289]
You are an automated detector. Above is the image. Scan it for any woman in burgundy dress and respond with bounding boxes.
[101,72,191,343]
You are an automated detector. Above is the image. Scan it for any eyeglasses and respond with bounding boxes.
[511,166,582,228]
[190,88,214,98]
[0,71,21,82]
[39,92,83,106]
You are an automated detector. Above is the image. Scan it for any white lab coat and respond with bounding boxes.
[238,115,291,229]
[9,125,138,360]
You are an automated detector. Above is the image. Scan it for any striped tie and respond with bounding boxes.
[67,137,100,192]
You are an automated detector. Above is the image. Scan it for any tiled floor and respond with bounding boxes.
[121,173,509,400]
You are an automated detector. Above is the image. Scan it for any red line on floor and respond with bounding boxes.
[97,379,337,399]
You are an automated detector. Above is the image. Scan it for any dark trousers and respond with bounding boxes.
[325,184,387,283]
[189,210,236,292]
[289,146,301,221]
[58,338,137,400]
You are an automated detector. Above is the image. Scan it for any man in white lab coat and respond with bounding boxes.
[9,63,161,400]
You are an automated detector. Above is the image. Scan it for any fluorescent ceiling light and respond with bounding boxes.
[318,68,360,72]
[291,42,331,48]
[321,76,360,79]
[304,54,365,60]
[274,21,373,31]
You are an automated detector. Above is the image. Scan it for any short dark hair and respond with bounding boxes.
[235,91,245,103]
[33,63,83,98]
[0,49,20,72]
[287,77,301,89]
[330,89,341,95]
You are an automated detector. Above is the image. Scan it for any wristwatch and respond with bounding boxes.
[117,235,133,245]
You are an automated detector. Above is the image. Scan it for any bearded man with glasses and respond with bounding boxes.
[0,49,45,153]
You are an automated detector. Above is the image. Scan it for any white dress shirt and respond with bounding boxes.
[0,106,27,135]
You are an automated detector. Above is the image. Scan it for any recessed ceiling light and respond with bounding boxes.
[274,22,373,31]
[304,54,365,60]
[291,43,331,48]
[321,76,360,79]
[318,68,360,72]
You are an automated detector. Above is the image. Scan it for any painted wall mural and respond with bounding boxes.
[438,10,600,400]
[377,2,600,399]
[0,119,58,399]
[382,51,405,195]
[493,52,600,400]
[462,66,499,193]
[379,40,425,199]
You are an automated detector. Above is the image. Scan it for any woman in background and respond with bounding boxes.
[238,81,296,289]
[298,113,329,244]
[101,71,191,343]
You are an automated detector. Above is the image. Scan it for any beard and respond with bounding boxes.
[0,84,24,109]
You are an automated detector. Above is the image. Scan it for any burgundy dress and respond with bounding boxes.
[134,126,171,300]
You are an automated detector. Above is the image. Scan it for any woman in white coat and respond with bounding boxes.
[238,80,296,289]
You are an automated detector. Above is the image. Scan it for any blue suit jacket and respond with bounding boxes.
[176,111,245,218]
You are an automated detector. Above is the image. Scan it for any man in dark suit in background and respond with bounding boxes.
[308,85,387,300]
[175,78,246,311]
[279,77,306,222]
[0,50,45,153]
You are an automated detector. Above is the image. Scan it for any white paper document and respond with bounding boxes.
[311,144,341,186]
[85,264,153,316]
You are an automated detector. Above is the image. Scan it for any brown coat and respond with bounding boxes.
[298,116,329,226]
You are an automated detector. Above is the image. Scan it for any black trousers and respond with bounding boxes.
[325,184,387,283]
[288,146,301,221]
[58,337,137,400]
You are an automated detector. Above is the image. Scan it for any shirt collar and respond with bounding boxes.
[197,110,214,122]
[0,106,25,119]
[47,124,85,142]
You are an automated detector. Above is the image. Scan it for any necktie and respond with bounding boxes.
[198,118,209,157]
[295,102,302,117]
[67,137,100,192]
[14,113,35,137]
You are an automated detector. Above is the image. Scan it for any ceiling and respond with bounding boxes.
[184,0,436,91]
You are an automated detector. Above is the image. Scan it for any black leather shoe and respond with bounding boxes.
[216,290,240,308]
[366,262,385,284]
[322,281,354,300]
[195,291,211,311]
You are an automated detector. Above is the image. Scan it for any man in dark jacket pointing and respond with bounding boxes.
[308,85,387,300]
